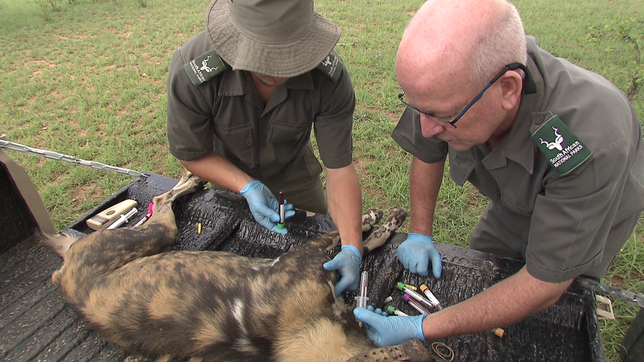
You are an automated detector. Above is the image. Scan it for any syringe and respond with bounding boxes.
[355,271,369,327]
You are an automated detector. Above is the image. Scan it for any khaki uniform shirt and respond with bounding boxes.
[166,31,356,180]
[392,36,644,283]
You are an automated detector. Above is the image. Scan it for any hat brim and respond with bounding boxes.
[205,0,341,78]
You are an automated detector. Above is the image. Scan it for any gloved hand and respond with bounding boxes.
[354,306,427,347]
[240,180,294,235]
[323,245,361,296]
[397,233,442,278]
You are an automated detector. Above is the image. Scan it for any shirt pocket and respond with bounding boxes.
[268,122,311,143]
[493,169,539,216]
[267,122,311,156]
[213,123,254,163]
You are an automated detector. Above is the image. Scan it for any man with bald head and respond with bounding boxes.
[353,0,644,347]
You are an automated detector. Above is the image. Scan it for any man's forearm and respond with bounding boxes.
[409,157,445,236]
[326,164,363,251]
[421,266,573,340]
[180,153,253,193]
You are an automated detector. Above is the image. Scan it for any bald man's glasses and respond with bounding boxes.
[398,62,528,128]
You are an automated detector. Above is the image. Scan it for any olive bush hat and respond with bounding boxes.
[205,0,341,78]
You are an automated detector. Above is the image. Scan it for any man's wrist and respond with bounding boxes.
[341,240,363,254]
[409,230,431,237]
[340,245,362,262]
[408,233,434,242]
[239,180,259,195]
[415,314,428,342]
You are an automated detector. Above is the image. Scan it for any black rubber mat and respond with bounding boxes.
[0,170,605,362]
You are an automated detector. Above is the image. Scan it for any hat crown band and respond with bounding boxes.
[228,0,313,43]
[205,0,341,77]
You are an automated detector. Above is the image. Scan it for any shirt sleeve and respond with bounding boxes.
[313,59,356,169]
[391,107,448,163]
[166,39,217,161]
[525,133,636,282]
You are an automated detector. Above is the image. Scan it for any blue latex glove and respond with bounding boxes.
[323,245,361,296]
[354,306,427,347]
[396,233,442,278]
[370,306,388,317]
[240,180,295,235]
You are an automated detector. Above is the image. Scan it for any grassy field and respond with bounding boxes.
[0,0,642,361]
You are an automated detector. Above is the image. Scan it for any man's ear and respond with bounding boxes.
[499,72,523,110]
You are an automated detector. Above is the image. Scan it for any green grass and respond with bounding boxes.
[0,0,642,361]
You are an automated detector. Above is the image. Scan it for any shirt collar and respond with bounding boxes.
[218,70,314,97]
[285,72,314,90]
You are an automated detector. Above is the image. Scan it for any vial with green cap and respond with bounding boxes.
[386,305,409,317]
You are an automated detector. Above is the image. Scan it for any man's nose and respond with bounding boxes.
[420,114,446,138]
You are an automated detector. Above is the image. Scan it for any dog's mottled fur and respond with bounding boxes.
[43,172,431,362]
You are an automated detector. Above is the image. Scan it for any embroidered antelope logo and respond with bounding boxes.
[200,56,218,73]
[540,126,564,151]
[321,56,333,67]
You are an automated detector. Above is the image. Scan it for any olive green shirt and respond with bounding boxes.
[392,36,644,283]
[166,31,356,180]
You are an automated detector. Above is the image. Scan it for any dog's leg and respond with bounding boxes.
[306,209,385,252]
[100,172,204,261]
[144,171,205,230]
[39,182,202,264]
[306,230,341,252]
[41,232,78,260]
[92,172,203,260]
[361,209,383,232]
[345,339,432,362]
[51,172,204,288]
[362,208,407,254]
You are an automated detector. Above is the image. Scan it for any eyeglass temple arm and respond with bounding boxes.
[449,82,493,126]
[449,63,525,126]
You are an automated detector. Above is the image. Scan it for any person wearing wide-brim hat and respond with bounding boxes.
[166,0,364,296]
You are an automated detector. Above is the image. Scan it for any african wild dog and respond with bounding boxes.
[43,172,432,362]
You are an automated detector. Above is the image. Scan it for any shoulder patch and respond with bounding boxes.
[316,52,343,82]
[531,114,592,176]
[184,50,227,86]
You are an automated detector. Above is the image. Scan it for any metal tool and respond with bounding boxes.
[577,277,644,308]
[0,138,149,178]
